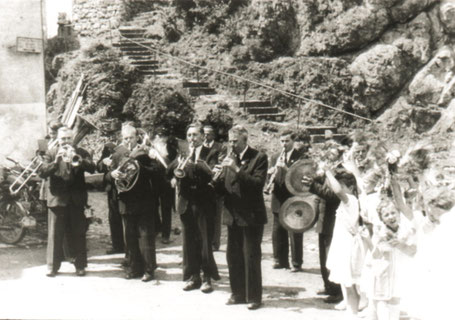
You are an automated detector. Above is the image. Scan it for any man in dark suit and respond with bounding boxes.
[169,123,220,293]
[40,126,95,277]
[302,145,345,303]
[269,130,305,272]
[97,141,124,254]
[215,124,268,310]
[203,125,225,251]
[152,126,178,244]
[106,125,165,282]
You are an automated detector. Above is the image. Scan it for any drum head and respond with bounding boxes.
[285,159,317,196]
[279,196,317,233]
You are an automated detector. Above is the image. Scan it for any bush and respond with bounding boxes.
[201,103,233,142]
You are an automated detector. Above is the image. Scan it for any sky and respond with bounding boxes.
[45,0,72,38]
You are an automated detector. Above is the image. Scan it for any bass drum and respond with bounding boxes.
[279,195,319,233]
[285,159,317,196]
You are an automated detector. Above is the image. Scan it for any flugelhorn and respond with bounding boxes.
[209,150,233,188]
[264,148,286,195]
[174,148,194,179]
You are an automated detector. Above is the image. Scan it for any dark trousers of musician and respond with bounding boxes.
[47,205,87,272]
[212,195,223,250]
[272,213,303,268]
[122,213,157,276]
[158,187,174,240]
[181,205,220,282]
[319,233,341,295]
[107,189,124,252]
[226,223,264,304]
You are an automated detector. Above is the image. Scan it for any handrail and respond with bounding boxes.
[118,34,373,122]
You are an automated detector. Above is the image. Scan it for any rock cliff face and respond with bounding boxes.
[51,0,455,139]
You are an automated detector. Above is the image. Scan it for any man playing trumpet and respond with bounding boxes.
[106,124,165,282]
[40,126,95,277]
[169,123,220,293]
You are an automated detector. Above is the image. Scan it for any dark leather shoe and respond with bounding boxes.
[76,269,86,277]
[46,270,57,277]
[247,302,262,310]
[324,294,343,304]
[317,289,328,296]
[200,281,213,293]
[273,262,288,269]
[183,279,202,291]
[226,296,246,305]
[291,266,302,273]
[161,238,171,244]
[141,273,154,282]
[106,248,123,254]
[125,272,142,280]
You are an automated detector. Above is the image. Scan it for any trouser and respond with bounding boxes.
[212,195,223,249]
[319,233,341,295]
[158,186,174,239]
[107,190,124,251]
[272,212,303,268]
[47,205,87,271]
[226,223,264,304]
[370,298,401,320]
[180,205,220,281]
[122,213,157,275]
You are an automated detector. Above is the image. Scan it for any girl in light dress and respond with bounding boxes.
[322,163,363,318]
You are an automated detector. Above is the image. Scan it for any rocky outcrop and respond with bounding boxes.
[439,1,455,34]
[408,46,455,107]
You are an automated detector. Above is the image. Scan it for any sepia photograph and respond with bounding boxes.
[0,0,454,319]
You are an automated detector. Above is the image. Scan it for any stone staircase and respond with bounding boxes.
[234,100,286,122]
[304,126,346,143]
[182,81,216,97]
[114,27,167,76]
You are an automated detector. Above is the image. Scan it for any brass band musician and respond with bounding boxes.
[40,126,95,277]
[169,123,220,293]
[213,125,268,310]
[269,130,305,272]
[106,124,165,282]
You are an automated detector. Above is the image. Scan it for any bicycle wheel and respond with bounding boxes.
[0,200,27,244]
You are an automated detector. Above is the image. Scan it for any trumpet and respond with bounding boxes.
[209,150,234,187]
[173,148,194,179]
[264,148,286,195]
[136,128,168,169]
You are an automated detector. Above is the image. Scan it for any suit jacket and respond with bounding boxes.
[40,145,95,208]
[169,145,220,215]
[105,147,165,215]
[270,148,304,214]
[96,142,117,193]
[219,146,268,226]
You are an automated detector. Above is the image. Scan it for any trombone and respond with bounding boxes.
[8,115,97,195]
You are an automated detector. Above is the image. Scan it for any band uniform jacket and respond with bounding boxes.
[218,146,268,226]
[168,145,220,215]
[40,145,95,208]
[105,146,165,216]
[270,149,304,214]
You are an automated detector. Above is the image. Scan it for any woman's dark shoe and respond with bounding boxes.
[141,273,154,282]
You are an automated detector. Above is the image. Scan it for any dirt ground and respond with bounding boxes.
[0,191,346,320]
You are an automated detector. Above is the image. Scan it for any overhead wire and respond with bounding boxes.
[119,34,373,122]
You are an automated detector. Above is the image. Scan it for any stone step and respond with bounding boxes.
[236,100,272,108]
[311,134,346,144]
[141,70,168,76]
[134,65,159,71]
[128,55,157,60]
[182,81,210,88]
[119,32,146,39]
[120,46,149,52]
[130,59,159,65]
[303,126,338,135]
[245,106,279,114]
[255,113,286,122]
[113,41,154,47]
[188,87,216,96]
[119,27,146,32]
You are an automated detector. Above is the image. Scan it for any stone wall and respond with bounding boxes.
[72,0,157,38]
